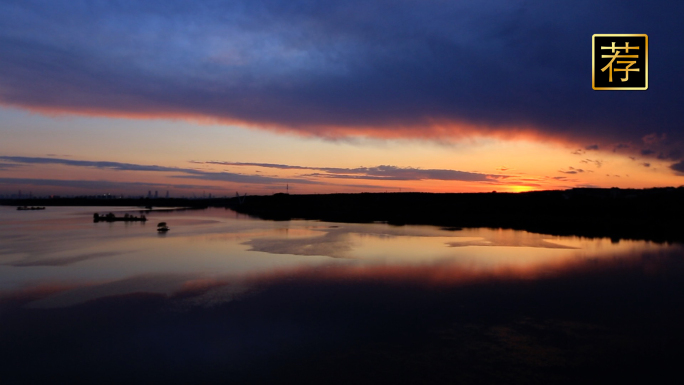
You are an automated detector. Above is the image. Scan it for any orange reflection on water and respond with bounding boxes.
[1,206,681,308]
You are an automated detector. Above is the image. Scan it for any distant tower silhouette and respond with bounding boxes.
[147,190,152,198]
[286,184,289,194]
[165,190,169,198]
[154,191,158,199]
[235,192,247,204]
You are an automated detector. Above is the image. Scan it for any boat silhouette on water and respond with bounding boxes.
[157,222,170,232]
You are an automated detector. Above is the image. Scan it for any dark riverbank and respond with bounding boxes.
[0,197,207,208]
[3,187,684,243]
[226,187,684,243]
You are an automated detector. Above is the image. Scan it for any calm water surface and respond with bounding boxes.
[0,206,677,306]
[3,206,684,384]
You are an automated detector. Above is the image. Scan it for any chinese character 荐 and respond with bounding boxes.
[601,42,640,82]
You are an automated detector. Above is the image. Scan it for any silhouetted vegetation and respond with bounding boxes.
[4,187,684,242]
[93,212,147,223]
[225,187,684,243]
[16,206,45,210]
[1,197,209,208]
[157,222,170,232]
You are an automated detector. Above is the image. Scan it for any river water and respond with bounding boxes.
[2,205,684,384]
[0,205,677,307]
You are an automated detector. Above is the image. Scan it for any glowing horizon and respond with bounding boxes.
[1,1,682,196]
[0,107,680,197]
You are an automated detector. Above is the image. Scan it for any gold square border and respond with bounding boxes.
[592,34,648,90]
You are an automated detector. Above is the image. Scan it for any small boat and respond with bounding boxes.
[157,222,170,232]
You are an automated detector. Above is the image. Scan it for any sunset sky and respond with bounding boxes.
[1,0,682,197]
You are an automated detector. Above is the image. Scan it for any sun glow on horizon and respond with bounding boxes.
[0,105,681,196]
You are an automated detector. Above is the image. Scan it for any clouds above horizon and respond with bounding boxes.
[1,1,683,168]
[671,161,684,175]
[194,161,502,181]
[0,177,218,192]
[0,156,505,194]
[0,156,316,186]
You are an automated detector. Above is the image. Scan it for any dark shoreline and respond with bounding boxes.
[3,187,684,243]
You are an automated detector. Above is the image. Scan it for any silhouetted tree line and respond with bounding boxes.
[225,187,684,243]
[93,212,147,222]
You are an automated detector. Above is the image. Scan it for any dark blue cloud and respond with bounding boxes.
[559,167,585,174]
[671,161,684,175]
[0,156,317,185]
[195,161,313,171]
[171,172,318,185]
[1,156,500,194]
[0,1,682,164]
[305,165,500,182]
[0,177,216,191]
[196,161,500,181]
[0,162,21,170]
[0,156,184,172]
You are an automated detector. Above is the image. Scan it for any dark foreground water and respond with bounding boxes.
[1,206,683,384]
